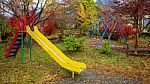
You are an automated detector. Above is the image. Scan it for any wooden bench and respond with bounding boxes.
[128,48,150,56]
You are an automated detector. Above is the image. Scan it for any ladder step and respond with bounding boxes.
[10,50,17,54]
[11,49,17,52]
[15,41,21,44]
[18,33,22,35]
[13,45,20,49]
[18,33,25,36]
[17,37,22,40]
[11,49,17,51]
[17,33,25,41]
[16,38,22,41]
[14,41,21,45]
[9,53,15,56]
[16,41,21,43]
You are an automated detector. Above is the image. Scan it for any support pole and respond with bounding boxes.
[29,36,32,61]
[72,71,75,78]
[21,32,25,64]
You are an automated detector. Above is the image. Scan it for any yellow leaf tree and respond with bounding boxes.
[76,0,98,32]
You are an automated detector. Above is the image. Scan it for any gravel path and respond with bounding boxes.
[50,71,142,84]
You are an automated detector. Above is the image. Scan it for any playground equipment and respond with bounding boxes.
[2,0,86,78]
[27,26,86,73]
[6,16,27,62]
[84,12,128,49]
[6,30,26,58]
[5,25,86,78]
[96,18,128,48]
[6,9,36,63]
[84,17,102,47]
[84,17,111,48]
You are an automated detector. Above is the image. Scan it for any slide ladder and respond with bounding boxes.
[6,30,26,58]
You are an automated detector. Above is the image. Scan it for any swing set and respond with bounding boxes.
[84,14,128,49]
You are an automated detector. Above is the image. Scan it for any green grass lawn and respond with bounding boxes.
[0,42,149,83]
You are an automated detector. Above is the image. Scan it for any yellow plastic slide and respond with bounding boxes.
[26,26,86,73]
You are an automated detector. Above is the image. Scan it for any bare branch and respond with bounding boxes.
[35,0,49,25]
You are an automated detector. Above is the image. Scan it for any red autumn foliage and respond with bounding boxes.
[110,0,150,19]
[110,0,150,47]
[8,17,20,28]
[41,20,57,35]
[112,24,135,40]
[121,24,136,39]
[8,10,35,29]
[26,10,35,27]
[41,13,58,35]
[8,10,57,36]
[101,22,136,40]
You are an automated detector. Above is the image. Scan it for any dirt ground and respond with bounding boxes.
[47,56,150,84]
[47,39,150,84]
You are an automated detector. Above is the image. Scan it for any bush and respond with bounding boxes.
[140,35,150,41]
[99,42,118,57]
[63,35,84,51]
[0,21,12,41]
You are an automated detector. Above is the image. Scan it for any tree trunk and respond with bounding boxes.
[134,19,139,48]
[135,32,138,48]
[59,29,64,42]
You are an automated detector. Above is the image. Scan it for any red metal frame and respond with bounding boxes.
[6,29,22,58]
[6,9,35,58]
[6,31,27,58]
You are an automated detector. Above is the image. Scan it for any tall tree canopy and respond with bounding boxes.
[0,0,57,27]
[76,0,97,30]
[0,0,62,35]
[110,0,150,47]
